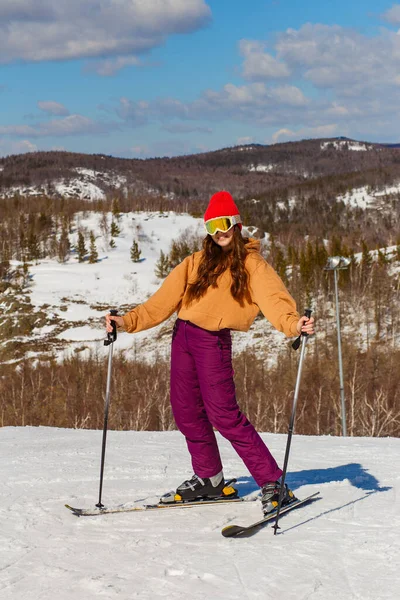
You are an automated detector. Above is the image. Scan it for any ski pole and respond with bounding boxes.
[273,308,312,535]
[96,309,118,509]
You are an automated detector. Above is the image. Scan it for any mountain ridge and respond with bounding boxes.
[1,137,400,203]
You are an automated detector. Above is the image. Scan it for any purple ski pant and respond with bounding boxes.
[170,319,282,487]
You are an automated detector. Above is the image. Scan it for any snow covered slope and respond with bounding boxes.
[0,427,398,600]
[4,211,289,365]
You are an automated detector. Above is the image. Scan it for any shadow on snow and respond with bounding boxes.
[233,462,391,496]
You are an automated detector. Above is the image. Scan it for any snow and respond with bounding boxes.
[57,325,103,341]
[249,164,275,172]
[4,209,399,365]
[0,426,398,599]
[321,141,372,151]
[0,169,128,201]
[55,178,106,200]
[277,197,297,211]
[28,212,204,310]
[16,211,207,363]
[337,184,400,209]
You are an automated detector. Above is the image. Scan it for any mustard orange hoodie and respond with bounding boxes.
[122,239,300,337]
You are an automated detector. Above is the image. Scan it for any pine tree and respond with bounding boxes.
[77,231,87,263]
[21,257,30,287]
[155,250,171,278]
[112,198,121,219]
[0,245,10,281]
[111,220,121,238]
[88,231,99,264]
[19,215,27,261]
[110,238,116,249]
[130,240,141,263]
[58,224,71,263]
[27,228,40,262]
[377,248,388,267]
[274,247,288,284]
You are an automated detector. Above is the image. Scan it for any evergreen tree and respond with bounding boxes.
[112,198,121,219]
[19,215,27,260]
[77,231,87,263]
[110,238,116,249]
[274,247,288,284]
[155,250,171,278]
[169,239,191,268]
[130,240,141,263]
[360,239,372,280]
[377,248,388,267]
[58,224,71,263]
[27,228,40,262]
[111,220,121,238]
[20,257,30,287]
[88,231,99,264]
[0,245,10,281]
[330,235,342,257]
[287,244,298,265]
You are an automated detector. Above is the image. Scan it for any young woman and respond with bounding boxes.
[106,191,314,515]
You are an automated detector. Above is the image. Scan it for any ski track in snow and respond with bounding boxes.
[0,427,399,600]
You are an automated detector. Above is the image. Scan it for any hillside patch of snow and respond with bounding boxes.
[249,164,274,172]
[321,141,373,151]
[337,184,400,210]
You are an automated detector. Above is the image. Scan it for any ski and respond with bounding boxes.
[65,494,257,517]
[65,478,260,517]
[221,491,320,538]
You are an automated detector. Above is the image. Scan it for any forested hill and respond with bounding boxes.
[1,137,400,251]
[1,137,400,205]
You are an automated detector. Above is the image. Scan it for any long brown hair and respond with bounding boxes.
[185,226,252,306]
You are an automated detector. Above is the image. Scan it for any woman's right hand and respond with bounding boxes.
[105,313,125,333]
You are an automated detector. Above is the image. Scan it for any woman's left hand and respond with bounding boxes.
[296,315,315,336]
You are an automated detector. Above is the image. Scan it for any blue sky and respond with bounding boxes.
[1,0,400,158]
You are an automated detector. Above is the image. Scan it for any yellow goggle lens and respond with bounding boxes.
[205,217,233,235]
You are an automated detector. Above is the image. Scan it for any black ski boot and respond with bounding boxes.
[261,481,297,516]
[159,472,239,504]
[176,472,225,501]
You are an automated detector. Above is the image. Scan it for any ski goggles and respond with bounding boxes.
[204,214,242,235]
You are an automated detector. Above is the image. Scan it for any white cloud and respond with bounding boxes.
[275,23,400,95]
[0,115,118,138]
[0,0,211,64]
[271,124,340,144]
[116,98,150,126]
[0,138,38,157]
[38,101,70,116]
[382,4,400,25]
[129,139,197,158]
[240,40,291,80]
[161,124,212,134]
[84,56,142,77]
[194,82,308,115]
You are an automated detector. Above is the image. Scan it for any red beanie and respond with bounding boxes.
[204,191,242,230]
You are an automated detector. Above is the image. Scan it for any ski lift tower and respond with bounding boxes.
[324,256,351,436]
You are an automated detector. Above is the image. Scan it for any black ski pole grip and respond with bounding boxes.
[292,308,312,350]
[104,309,118,346]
